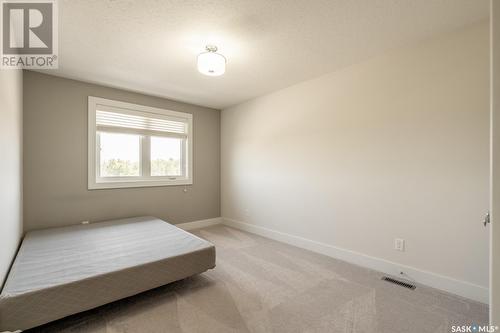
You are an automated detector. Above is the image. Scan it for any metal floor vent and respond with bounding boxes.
[382,276,416,290]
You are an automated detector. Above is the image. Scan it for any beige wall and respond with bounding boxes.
[23,71,220,231]
[222,22,490,300]
[491,0,500,324]
[0,70,23,287]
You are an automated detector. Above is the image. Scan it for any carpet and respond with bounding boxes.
[27,225,488,333]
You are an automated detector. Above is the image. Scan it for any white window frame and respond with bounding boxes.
[88,96,193,189]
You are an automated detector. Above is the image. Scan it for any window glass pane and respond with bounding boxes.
[151,137,182,176]
[99,132,140,177]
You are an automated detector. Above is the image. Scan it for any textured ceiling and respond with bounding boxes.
[40,0,489,109]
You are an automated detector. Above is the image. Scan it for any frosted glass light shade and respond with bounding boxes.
[197,51,226,76]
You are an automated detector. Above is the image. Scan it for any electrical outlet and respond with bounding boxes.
[394,238,405,252]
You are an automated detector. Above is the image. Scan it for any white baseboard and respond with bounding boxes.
[222,217,489,304]
[176,217,223,231]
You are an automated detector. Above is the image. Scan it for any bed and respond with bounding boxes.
[0,216,216,332]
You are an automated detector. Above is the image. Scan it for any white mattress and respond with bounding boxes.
[0,216,216,331]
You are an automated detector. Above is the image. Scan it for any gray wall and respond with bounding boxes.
[23,71,220,231]
[0,70,23,287]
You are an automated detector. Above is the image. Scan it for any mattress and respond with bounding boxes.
[0,216,216,331]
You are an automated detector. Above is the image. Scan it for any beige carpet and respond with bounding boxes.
[27,225,488,333]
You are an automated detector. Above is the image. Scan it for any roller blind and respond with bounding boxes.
[96,105,189,137]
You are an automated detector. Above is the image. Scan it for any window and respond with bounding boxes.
[100,132,141,177]
[150,136,183,176]
[88,97,193,189]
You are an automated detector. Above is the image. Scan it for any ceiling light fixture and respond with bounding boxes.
[197,45,226,76]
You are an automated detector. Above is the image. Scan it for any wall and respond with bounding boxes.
[23,71,220,231]
[0,70,23,287]
[221,22,490,301]
[491,0,500,323]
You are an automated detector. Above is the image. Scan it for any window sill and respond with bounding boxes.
[88,178,193,190]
